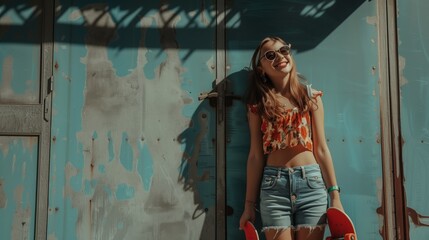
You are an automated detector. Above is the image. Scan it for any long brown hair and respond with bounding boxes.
[246,36,313,119]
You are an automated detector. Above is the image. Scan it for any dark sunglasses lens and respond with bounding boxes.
[279,46,290,55]
[265,51,276,60]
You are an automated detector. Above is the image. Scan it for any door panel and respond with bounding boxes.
[2,0,428,239]
[397,0,429,238]
[0,1,52,239]
[225,1,383,239]
[0,137,38,240]
[48,1,217,239]
[0,2,41,104]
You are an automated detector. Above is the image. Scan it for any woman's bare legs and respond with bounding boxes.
[265,228,294,240]
[295,226,325,240]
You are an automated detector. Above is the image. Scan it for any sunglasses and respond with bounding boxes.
[259,44,291,61]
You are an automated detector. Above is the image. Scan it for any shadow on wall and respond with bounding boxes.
[1,0,366,52]
[176,96,217,238]
[223,69,265,240]
[1,0,371,239]
[176,68,266,239]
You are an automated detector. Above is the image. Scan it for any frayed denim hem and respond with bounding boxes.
[294,224,326,232]
[262,224,326,233]
[261,226,293,233]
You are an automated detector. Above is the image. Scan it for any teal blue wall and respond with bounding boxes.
[398,0,429,238]
[0,2,42,239]
[48,1,217,239]
[0,4,40,104]
[0,137,38,240]
[225,1,382,239]
[1,0,429,239]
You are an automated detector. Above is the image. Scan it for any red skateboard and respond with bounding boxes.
[243,221,259,240]
[326,207,357,240]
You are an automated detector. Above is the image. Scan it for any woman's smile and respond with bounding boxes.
[274,61,288,68]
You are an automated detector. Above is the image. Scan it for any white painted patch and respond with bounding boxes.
[62,6,207,239]
[366,16,377,25]
[398,55,409,86]
[11,185,32,240]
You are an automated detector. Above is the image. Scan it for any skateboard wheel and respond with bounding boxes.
[344,233,357,240]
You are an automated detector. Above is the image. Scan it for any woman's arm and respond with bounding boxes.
[239,110,265,228]
[311,96,343,210]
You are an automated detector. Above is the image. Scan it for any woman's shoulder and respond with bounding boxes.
[298,74,323,99]
[303,83,323,99]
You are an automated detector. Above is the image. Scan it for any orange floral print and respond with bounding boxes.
[247,88,323,155]
[248,105,315,155]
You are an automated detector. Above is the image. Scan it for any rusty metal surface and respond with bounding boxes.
[0,136,38,240]
[0,1,41,104]
[377,0,400,238]
[0,2,53,240]
[397,0,429,239]
[47,1,217,239]
[0,0,428,239]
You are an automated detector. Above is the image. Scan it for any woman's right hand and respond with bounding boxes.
[239,205,256,230]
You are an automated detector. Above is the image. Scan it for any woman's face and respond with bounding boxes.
[258,39,293,78]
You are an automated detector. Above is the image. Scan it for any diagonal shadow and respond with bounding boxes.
[1,0,365,53]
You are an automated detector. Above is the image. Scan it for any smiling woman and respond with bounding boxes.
[239,36,343,240]
[3,0,428,239]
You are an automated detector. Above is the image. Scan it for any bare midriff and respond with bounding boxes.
[266,144,317,168]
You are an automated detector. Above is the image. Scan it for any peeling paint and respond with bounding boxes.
[119,133,133,171]
[48,3,213,239]
[0,178,6,208]
[11,185,32,240]
[0,137,38,240]
[407,208,429,227]
[376,178,384,237]
[366,15,377,25]
[0,9,40,104]
[398,55,409,86]
[0,56,14,98]
[29,0,411,238]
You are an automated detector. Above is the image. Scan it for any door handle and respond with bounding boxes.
[198,91,241,103]
[198,91,219,101]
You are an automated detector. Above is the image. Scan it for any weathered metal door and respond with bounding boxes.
[47,1,218,239]
[2,0,429,240]
[0,1,53,239]
[225,0,385,239]
[395,0,429,239]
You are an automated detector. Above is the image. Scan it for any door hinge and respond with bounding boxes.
[47,75,54,94]
[43,76,54,122]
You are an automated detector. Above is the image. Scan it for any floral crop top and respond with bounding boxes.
[248,87,322,155]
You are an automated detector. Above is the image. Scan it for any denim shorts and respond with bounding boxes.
[259,164,328,231]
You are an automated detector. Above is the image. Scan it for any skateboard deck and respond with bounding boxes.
[326,207,357,240]
[243,221,259,240]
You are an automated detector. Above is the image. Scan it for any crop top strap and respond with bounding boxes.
[305,84,323,99]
